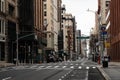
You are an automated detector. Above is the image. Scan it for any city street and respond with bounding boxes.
[0,58,105,80]
[1,0,120,80]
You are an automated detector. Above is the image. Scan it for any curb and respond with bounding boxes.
[0,64,15,68]
[97,66,111,80]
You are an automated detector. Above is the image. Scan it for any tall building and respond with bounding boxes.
[76,30,81,58]
[57,0,62,30]
[18,0,47,63]
[62,13,76,60]
[107,0,120,61]
[0,0,18,62]
[57,4,65,60]
[81,37,87,58]
[18,0,36,63]
[0,0,6,61]
[34,0,47,63]
[43,0,59,52]
[59,4,77,61]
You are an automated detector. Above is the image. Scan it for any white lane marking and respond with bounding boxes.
[78,66,82,69]
[70,66,74,69]
[86,66,90,70]
[92,66,96,69]
[54,66,59,68]
[62,66,66,68]
[2,77,12,80]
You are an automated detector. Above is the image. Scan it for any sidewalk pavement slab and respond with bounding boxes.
[0,61,15,68]
[98,62,120,80]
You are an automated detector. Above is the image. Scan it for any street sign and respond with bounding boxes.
[105,42,110,48]
[77,36,90,39]
[100,31,107,36]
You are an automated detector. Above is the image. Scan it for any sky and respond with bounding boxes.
[62,0,98,36]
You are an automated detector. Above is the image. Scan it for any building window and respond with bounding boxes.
[44,11,47,16]
[61,25,63,28]
[0,0,5,13]
[44,4,47,9]
[106,1,110,7]
[0,19,5,34]
[44,19,47,25]
[49,34,51,38]
[8,4,15,17]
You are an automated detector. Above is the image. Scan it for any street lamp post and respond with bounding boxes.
[87,9,103,63]
[16,32,35,66]
[15,23,55,65]
[16,23,19,66]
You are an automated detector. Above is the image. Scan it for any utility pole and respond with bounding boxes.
[16,23,19,66]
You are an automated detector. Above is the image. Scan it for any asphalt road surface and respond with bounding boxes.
[0,58,105,80]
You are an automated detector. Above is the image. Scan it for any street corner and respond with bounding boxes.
[97,66,111,80]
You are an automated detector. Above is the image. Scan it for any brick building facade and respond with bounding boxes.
[108,0,120,62]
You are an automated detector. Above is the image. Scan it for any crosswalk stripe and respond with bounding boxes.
[92,66,96,69]
[70,66,74,69]
[46,66,52,68]
[39,66,44,68]
[2,65,97,71]
[62,66,66,68]
[78,66,82,69]
[54,66,59,68]
[86,66,90,69]
[30,66,37,68]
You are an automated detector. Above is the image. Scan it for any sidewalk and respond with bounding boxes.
[98,62,120,80]
[0,61,14,68]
